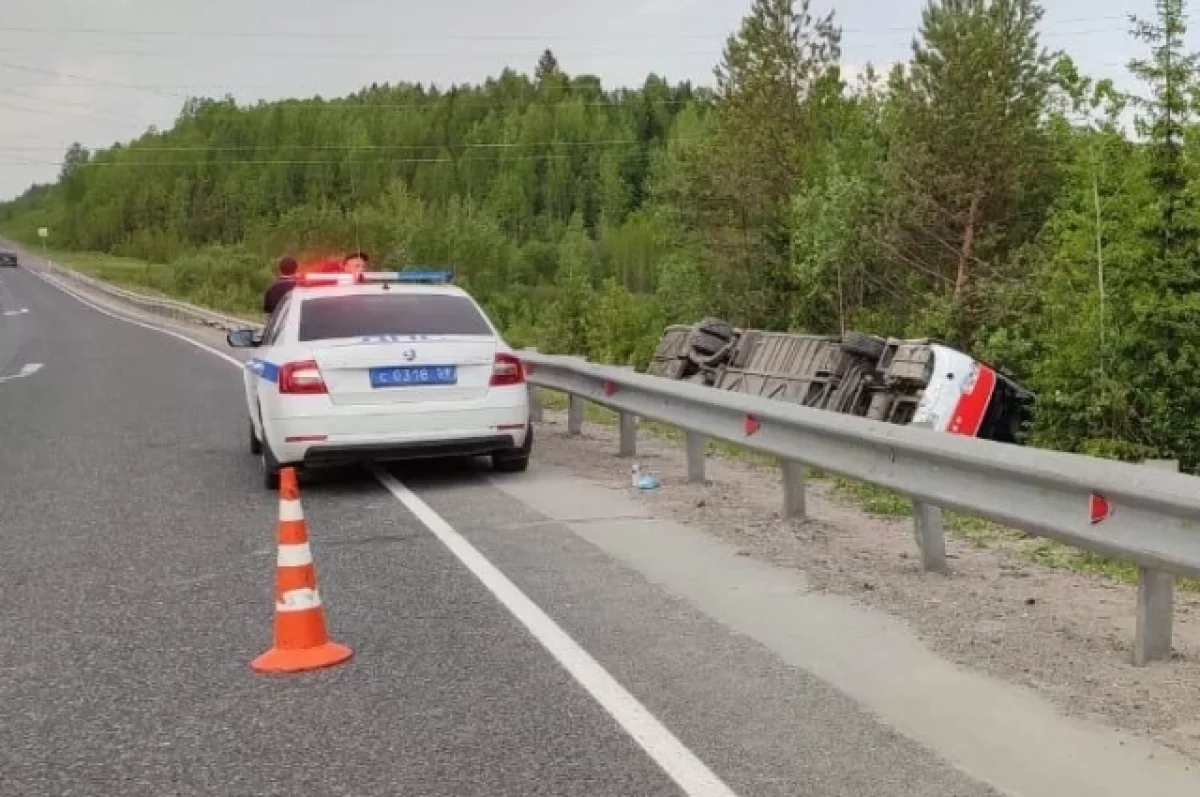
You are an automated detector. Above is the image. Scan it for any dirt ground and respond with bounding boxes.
[531,409,1200,762]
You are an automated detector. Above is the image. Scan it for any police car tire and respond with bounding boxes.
[249,420,263,456]
[493,454,529,473]
[493,424,533,473]
[261,442,281,490]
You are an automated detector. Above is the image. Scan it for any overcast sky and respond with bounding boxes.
[0,0,1161,199]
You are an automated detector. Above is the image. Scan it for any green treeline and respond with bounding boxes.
[4,0,1200,466]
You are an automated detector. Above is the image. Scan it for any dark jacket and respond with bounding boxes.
[263,277,295,315]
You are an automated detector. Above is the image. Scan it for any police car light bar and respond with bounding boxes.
[368,269,453,284]
[296,272,357,287]
[296,269,453,288]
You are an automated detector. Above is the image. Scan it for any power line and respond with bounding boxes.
[0,99,136,126]
[0,46,724,60]
[0,92,709,113]
[0,61,186,98]
[6,82,318,91]
[0,89,138,123]
[0,139,671,153]
[0,26,1142,63]
[0,16,1137,40]
[0,61,717,104]
[15,153,598,167]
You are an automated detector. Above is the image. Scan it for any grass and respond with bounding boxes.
[21,241,265,319]
[39,248,175,295]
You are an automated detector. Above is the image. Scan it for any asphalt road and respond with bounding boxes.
[0,260,1008,796]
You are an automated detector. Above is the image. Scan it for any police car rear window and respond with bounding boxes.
[297,294,494,342]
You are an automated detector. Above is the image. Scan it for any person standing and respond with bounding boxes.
[263,256,298,315]
[343,251,370,276]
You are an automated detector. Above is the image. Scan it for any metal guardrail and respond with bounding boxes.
[41,260,262,331]
[519,350,1200,666]
[33,260,1198,667]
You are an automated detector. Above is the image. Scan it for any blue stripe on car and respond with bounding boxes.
[247,358,280,383]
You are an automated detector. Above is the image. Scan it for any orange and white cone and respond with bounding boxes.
[251,467,353,674]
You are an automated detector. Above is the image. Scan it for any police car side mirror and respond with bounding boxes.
[226,329,261,348]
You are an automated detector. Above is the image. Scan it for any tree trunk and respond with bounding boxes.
[955,191,981,301]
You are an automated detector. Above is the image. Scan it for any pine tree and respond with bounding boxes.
[535,49,560,84]
[1127,0,1199,283]
[666,0,842,328]
[1102,0,1200,465]
[888,0,1054,341]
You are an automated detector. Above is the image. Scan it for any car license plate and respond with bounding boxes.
[369,365,457,388]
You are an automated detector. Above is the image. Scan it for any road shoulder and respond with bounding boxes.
[529,412,1200,764]
[481,464,1200,796]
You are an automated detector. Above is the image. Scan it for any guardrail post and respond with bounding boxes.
[780,459,807,519]
[567,395,584,436]
[1134,458,1179,666]
[525,348,543,423]
[618,412,637,457]
[615,364,637,457]
[685,432,707,483]
[529,388,544,423]
[912,501,947,574]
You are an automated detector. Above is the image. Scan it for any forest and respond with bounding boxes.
[3,0,1200,467]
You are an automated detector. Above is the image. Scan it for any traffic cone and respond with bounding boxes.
[251,467,353,674]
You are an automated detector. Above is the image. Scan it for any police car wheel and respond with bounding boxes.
[249,420,263,456]
[260,441,281,491]
[493,424,533,473]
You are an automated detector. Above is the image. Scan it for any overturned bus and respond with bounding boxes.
[646,318,1034,444]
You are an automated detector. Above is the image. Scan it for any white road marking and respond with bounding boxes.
[31,260,740,797]
[374,469,740,797]
[3,307,28,316]
[0,362,43,383]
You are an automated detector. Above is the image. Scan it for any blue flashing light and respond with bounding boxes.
[361,269,453,285]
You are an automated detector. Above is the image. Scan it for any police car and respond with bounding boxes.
[226,269,532,489]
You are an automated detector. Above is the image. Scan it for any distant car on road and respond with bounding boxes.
[226,269,532,489]
[0,251,18,268]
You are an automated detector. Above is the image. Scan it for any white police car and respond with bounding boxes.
[226,270,532,489]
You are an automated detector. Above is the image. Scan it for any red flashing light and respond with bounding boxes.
[279,360,328,394]
[490,353,525,387]
[296,272,360,288]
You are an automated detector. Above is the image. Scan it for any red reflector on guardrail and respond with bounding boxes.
[1089,493,1112,525]
[744,414,760,436]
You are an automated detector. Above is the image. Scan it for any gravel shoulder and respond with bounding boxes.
[531,408,1200,763]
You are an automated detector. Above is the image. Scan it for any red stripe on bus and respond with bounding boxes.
[947,366,997,437]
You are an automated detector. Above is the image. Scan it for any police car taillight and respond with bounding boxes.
[279,360,327,394]
[490,353,524,387]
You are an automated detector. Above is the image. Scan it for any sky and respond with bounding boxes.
[0,0,1162,200]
